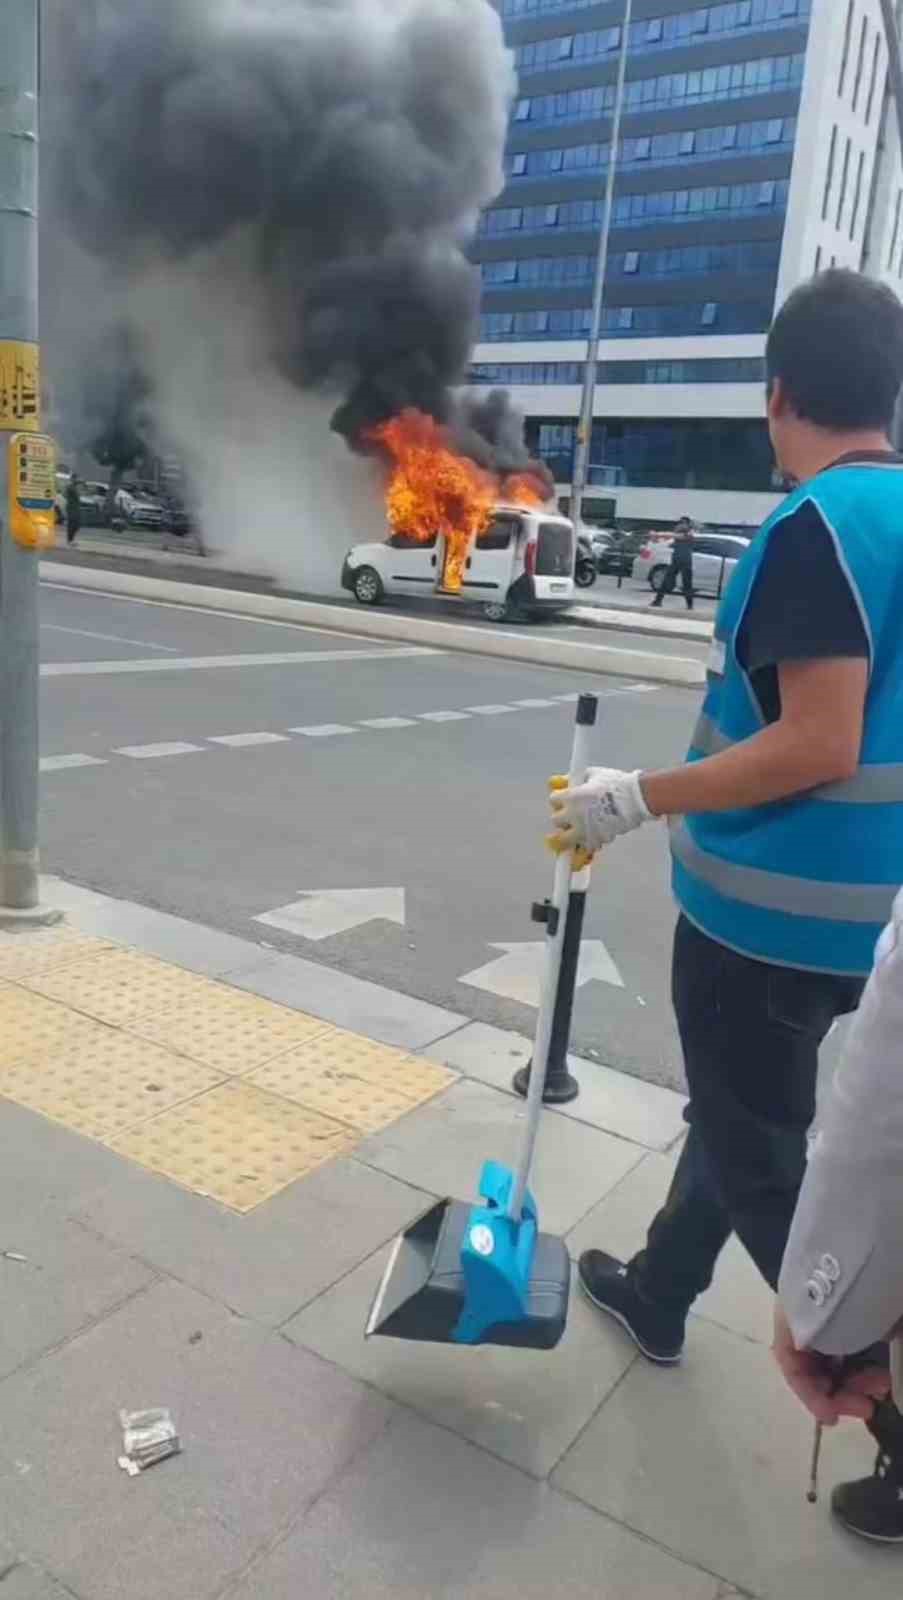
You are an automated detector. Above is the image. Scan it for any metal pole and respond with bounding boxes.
[569,0,633,529]
[879,0,903,161]
[0,0,55,922]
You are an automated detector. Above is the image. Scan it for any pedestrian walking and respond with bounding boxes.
[547,268,903,1538]
[774,885,903,1541]
[65,473,82,546]
[651,516,695,609]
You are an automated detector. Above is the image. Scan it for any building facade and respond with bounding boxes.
[469,0,903,527]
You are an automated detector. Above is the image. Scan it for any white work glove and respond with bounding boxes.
[548,766,653,854]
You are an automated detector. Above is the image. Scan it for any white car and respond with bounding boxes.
[635,528,754,599]
[341,503,575,622]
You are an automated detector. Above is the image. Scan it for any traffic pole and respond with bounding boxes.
[0,0,59,925]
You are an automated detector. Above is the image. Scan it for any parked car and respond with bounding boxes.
[342,503,576,622]
[588,526,636,577]
[76,481,110,526]
[635,528,754,597]
[111,483,167,530]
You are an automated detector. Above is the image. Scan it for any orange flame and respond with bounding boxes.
[365,409,552,594]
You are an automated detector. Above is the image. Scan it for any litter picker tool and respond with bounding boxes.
[366,692,599,1349]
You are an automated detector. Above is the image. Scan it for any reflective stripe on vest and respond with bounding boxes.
[671,820,893,922]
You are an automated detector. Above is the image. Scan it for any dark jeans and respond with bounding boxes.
[633,915,864,1312]
[654,562,693,607]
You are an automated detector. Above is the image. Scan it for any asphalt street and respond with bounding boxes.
[37,580,704,1089]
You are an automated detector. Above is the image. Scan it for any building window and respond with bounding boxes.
[890,190,903,269]
[511,152,527,177]
[838,0,855,97]
[850,150,866,240]
[701,302,718,326]
[618,307,634,330]
[765,118,783,143]
[635,136,652,159]
[836,137,852,230]
[865,34,882,125]
[544,204,559,226]
[852,16,868,112]
[646,17,663,41]
[623,251,640,273]
[758,179,776,205]
[821,126,837,220]
[722,123,738,148]
[679,129,696,155]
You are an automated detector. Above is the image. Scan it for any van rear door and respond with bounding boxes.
[385,532,437,596]
[531,519,574,601]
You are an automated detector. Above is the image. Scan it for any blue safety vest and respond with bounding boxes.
[672,460,903,975]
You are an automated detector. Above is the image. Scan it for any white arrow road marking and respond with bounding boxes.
[255,888,406,942]
[459,939,624,1006]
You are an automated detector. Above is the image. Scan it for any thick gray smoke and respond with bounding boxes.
[47,0,518,589]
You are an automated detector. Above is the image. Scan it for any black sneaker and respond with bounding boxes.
[577,1250,685,1364]
[832,1450,903,1543]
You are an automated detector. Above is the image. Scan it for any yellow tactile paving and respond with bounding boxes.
[0,1031,223,1140]
[0,984,110,1070]
[109,1079,356,1211]
[250,1030,457,1134]
[21,948,215,1026]
[0,925,458,1211]
[128,987,332,1073]
[0,927,113,980]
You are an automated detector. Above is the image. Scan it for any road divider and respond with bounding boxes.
[39,563,706,687]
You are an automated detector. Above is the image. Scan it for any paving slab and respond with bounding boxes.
[0,1213,153,1381]
[74,1153,433,1325]
[552,1316,890,1599]
[228,1411,721,1600]
[42,876,265,978]
[228,949,468,1049]
[423,1020,687,1151]
[285,1250,638,1477]
[354,1078,644,1237]
[566,1149,774,1346]
[0,1278,393,1600]
[0,1556,77,1599]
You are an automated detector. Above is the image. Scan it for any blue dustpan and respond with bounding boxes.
[366,694,598,1350]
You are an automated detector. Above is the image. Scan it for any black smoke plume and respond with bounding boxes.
[52,0,520,470]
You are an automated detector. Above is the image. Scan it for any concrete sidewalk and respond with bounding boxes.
[0,881,888,1599]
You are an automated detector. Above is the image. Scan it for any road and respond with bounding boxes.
[37,580,703,1090]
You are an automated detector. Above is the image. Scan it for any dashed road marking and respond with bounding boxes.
[418,711,471,723]
[208,732,290,747]
[466,704,516,716]
[40,753,107,772]
[289,724,359,738]
[359,717,417,730]
[114,742,204,759]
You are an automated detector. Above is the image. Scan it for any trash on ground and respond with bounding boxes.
[118,1407,181,1474]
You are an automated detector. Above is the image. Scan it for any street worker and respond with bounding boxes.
[547,268,903,1539]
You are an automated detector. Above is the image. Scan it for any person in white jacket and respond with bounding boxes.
[775,889,903,1541]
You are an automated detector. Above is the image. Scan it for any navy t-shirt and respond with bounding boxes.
[735,452,898,722]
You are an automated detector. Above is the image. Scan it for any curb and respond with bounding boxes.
[567,602,714,644]
[40,563,706,688]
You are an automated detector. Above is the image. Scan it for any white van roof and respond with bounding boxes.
[492,501,571,524]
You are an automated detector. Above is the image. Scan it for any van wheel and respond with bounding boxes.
[353,566,384,606]
[649,564,669,593]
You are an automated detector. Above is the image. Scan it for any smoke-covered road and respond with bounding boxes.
[38,582,704,1091]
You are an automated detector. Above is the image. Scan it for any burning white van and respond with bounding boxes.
[340,503,576,623]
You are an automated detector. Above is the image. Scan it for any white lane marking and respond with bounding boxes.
[40,753,107,772]
[255,887,405,941]
[289,724,358,738]
[418,710,470,723]
[465,704,515,716]
[40,646,438,679]
[41,624,180,653]
[208,732,289,747]
[114,742,204,759]
[511,698,558,708]
[460,939,624,1006]
[555,693,580,703]
[626,683,658,692]
[39,583,399,647]
[359,717,417,730]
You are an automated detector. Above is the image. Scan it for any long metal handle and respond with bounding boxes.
[509,694,598,1219]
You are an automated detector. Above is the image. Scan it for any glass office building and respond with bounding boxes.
[469,0,903,526]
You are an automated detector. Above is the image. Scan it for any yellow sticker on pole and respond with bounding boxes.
[8,433,56,549]
[0,341,40,431]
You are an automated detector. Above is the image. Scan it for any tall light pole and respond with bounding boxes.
[569,0,633,529]
[0,0,58,923]
[879,0,903,160]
